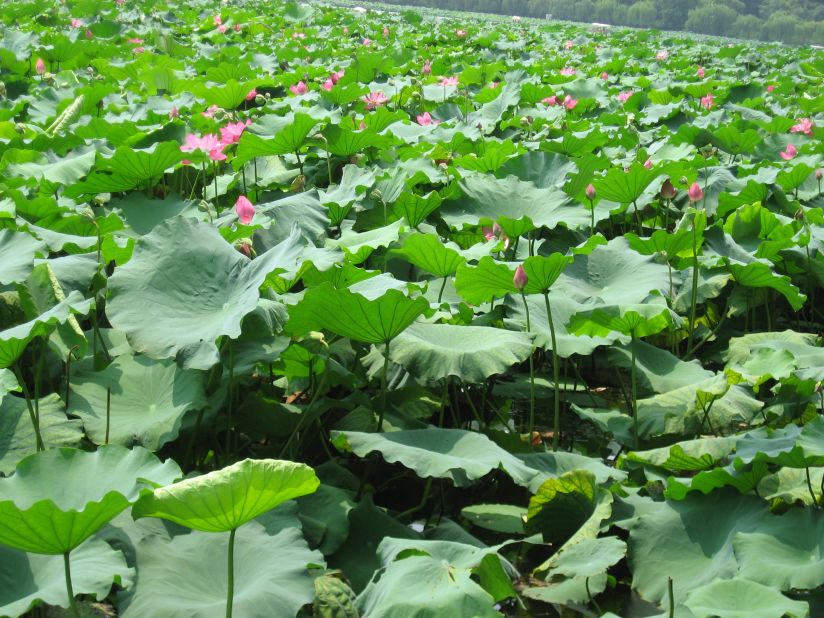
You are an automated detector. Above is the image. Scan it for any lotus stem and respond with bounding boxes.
[13,363,44,451]
[226,528,236,618]
[630,332,638,450]
[520,291,536,444]
[377,339,391,432]
[543,293,561,451]
[225,341,235,458]
[105,386,111,445]
[668,577,675,618]
[63,552,79,618]
[805,465,820,508]
[437,276,447,304]
[687,214,700,357]
[213,161,220,214]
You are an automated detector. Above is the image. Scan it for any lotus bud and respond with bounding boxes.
[660,178,677,200]
[513,265,528,291]
[817,169,823,180]
[585,183,596,201]
[688,182,703,203]
[81,207,96,220]
[234,195,255,224]
[236,238,254,258]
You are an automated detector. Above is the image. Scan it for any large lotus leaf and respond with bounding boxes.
[0,230,45,286]
[460,504,526,534]
[356,538,502,618]
[725,331,824,385]
[728,261,806,311]
[132,458,319,532]
[454,256,518,306]
[391,233,465,278]
[286,283,428,344]
[628,490,768,604]
[757,466,824,506]
[441,173,591,231]
[107,218,304,370]
[733,507,824,591]
[0,393,82,475]
[517,450,627,488]
[119,522,321,618]
[568,304,678,339]
[328,219,404,265]
[0,446,181,554]
[68,353,206,450]
[609,340,713,394]
[0,290,92,368]
[554,237,670,306]
[333,427,540,488]
[388,323,535,383]
[504,293,618,358]
[5,148,97,186]
[545,535,626,579]
[522,573,608,607]
[0,538,133,618]
[625,436,738,473]
[235,113,318,164]
[392,191,443,228]
[593,163,659,205]
[521,254,572,294]
[684,579,809,618]
[296,484,356,555]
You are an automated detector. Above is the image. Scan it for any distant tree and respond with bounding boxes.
[762,11,798,42]
[592,0,622,23]
[658,0,699,30]
[730,13,763,39]
[627,1,660,27]
[685,4,739,35]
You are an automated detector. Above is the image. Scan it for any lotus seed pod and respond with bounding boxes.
[679,176,689,186]
[370,189,383,201]
[0,82,6,98]
[254,94,266,105]
[15,123,26,133]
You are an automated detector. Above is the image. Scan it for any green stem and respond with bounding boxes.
[805,465,820,508]
[213,161,220,214]
[377,340,391,432]
[543,293,561,450]
[437,276,447,303]
[226,528,236,618]
[105,386,111,444]
[13,363,44,451]
[225,341,235,458]
[687,216,700,357]
[630,332,638,450]
[521,291,535,443]
[64,552,79,618]
[668,577,675,618]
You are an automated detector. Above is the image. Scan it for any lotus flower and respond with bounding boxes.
[217,24,227,34]
[416,112,437,126]
[290,81,308,95]
[132,46,144,53]
[560,67,576,76]
[617,91,632,103]
[817,169,822,180]
[489,81,499,89]
[660,179,677,199]
[422,61,431,76]
[696,66,705,79]
[513,265,528,291]
[542,96,558,106]
[235,196,255,224]
[600,71,609,80]
[322,79,333,91]
[767,85,775,93]
[169,106,179,118]
[643,158,652,169]
[70,18,83,28]
[563,95,578,110]
[85,29,93,39]
[700,92,714,110]
[331,70,345,84]
[688,182,703,203]
[455,29,467,37]
[35,57,46,75]
[585,184,596,200]
[565,39,573,49]
[220,119,251,145]
[127,38,144,44]
[202,105,220,118]
[440,76,459,87]
[383,27,390,37]
[780,143,797,160]
[790,118,814,136]
[245,88,257,101]
[656,50,668,61]
[180,134,226,161]
[362,91,388,110]
[362,38,371,46]
[213,15,222,25]
[234,24,242,32]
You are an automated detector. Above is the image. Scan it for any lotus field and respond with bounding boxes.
[1,0,824,616]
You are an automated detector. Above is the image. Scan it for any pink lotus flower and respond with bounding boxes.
[132,46,144,54]
[235,196,255,224]
[688,182,703,202]
[180,134,226,161]
[440,76,459,87]
[35,57,46,75]
[116,0,125,5]
[790,118,814,136]
[563,95,578,110]
[660,179,677,200]
[780,143,797,161]
[585,184,596,200]
[362,38,371,46]
[322,79,334,91]
[542,96,558,106]
[455,29,467,37]
[700,92,714,110]
[422,61,431,76]
[767,85,775,93]
[127,38,144,44]
[169,106,179,118]
[565,39,573,50]
[600,71,609,80]
[617,90,632,103]
[560,67,576,76]
[217,24,227,34]
[362,91,388,110]
[656,50,668,61]
[245,88,257,101]
[220,119,252,144]
[202,105,220,118]
[343,26,349,34]
[383,27,389,37]
[696,66,705,79]
[70,18,83,28]
[85,29,93,39]
[213,15,222,25]
[643,158,652,169]
[291,32,306,40]
[483,222,509,249]
[290,81,308,95]
[331,70,345,84]
[513,265,528,290]
[416,112,438,126]
[234,24,242,32]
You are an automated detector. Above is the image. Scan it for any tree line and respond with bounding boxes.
[372,0,824,46]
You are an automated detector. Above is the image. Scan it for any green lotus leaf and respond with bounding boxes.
[132,458,320,532]
[119,522,321,618]
[544,535,626,578]
[107,218,304,369]
[5,147,97,186]
[728,261,806,311]
[392,191,443,228]
[460,504,526,534]
[0,445,181,554]
[391,233,465,278]
[522,574,608,607]
[526,470,608,546]
[454,256,517,305]
[0,393,82,475]
[0,231,45,286]
[388,322,535,383]
[521,253,572,293]
[568,304,678,338]
[684,579,809,618]
[593,163,659,205]
[0,538,133,618]
[333,427,540,488]
[235,113,318,164]
[68,353,206,450]
[0,290,92,369]
[286,283,428,344]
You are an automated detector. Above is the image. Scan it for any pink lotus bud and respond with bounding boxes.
[585,184,596,200]
[235,196,255,224]
[696,66,705,79]
[492,222,502,237]
[600,71,609,80]
[322,79,333,91]
[234,24,242,32]
[85,29,93,39]
[35,57,46,75]
[383,27,389,37]
[644,158,652,169]
[169,105,179,118]
[767,85,775,93]
[245,88,257,101]
[213,14,222,25]
[816,169,823,180]
[422,61,431,75]
[660,179,677,200]
[513,265,528,291]
[688,182,703,203]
